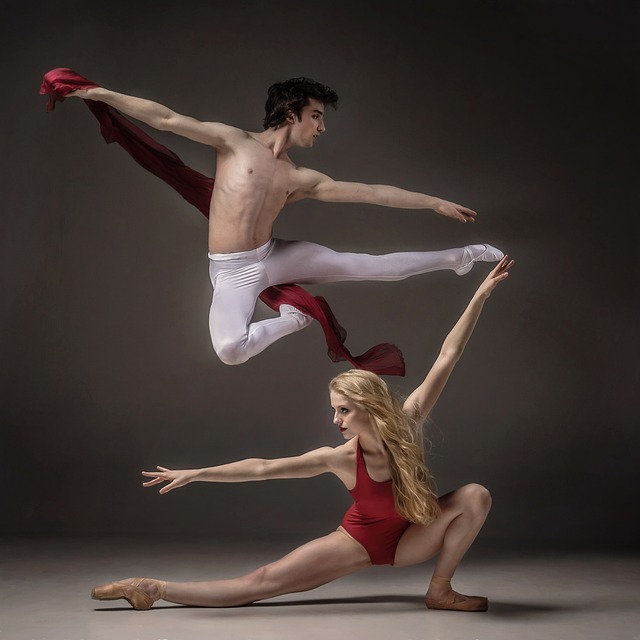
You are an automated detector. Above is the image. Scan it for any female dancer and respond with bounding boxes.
[92,256,513,612]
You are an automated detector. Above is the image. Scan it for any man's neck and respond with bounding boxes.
[254,126,295,158]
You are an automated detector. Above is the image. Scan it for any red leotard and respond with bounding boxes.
[341,442,410,565]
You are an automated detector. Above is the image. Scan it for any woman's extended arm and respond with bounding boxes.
[142,447,337,494]
[403,256,514,424]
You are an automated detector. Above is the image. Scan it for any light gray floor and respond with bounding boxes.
[1,536,638,640]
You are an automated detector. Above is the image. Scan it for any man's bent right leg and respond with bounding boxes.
[208,255,311,366]
[209,284,311,365]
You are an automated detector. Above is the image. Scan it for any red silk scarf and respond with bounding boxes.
[40,68,405,376]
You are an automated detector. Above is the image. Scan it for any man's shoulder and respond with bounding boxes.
[283,166,333,204]
[185,121,251,150]
[212,122,252,141]
[290,165,329,184]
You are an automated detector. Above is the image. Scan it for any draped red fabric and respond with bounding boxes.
[40,68,405,376]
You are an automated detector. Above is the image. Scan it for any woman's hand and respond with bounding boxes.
[142,466,194,494]
[476,255,514,298]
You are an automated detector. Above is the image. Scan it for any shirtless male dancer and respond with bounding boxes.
[66,77,502,366]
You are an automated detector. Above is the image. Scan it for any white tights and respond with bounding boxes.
[208,238,487,365]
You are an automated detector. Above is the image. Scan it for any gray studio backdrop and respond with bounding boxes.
[2,0,638,548]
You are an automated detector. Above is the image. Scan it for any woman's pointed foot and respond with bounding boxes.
[91,577,166,610]
[455,244,504,276]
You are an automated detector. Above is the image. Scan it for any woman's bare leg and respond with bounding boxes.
[393,483,492,608]
[94,531,370,608]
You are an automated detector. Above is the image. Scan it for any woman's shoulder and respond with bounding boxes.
[324,439,358,473]
[319,439,358,488]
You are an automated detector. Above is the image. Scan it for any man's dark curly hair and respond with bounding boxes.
[263,77,338,129]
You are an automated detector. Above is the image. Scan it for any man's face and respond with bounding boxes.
[288,98,326,147]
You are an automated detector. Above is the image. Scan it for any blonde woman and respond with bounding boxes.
[92,256,513,612]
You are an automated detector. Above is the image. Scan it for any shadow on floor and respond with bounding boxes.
[93,595,577,616]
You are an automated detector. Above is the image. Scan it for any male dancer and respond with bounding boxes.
[62,76,502,366]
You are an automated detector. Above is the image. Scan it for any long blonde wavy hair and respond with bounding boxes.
[330,369,440,525]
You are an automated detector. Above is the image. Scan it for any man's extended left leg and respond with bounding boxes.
[208,239,503,365]
[263,239,503,285]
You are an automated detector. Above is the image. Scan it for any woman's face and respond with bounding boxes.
[329,390,374,440]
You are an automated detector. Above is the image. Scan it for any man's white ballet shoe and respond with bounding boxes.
[454,244,504,276]
[279,304,313,328]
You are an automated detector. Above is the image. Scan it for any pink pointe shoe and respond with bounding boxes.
[91,577,166,610]
[425,575,488,612]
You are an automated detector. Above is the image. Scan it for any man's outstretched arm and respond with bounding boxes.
[68,87,238,149]
[296,170,476,223]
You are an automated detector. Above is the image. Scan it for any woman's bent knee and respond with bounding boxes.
[460,483,492,515]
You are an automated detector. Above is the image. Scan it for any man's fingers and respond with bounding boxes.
[459,208,476,223]
[453,208,469,223]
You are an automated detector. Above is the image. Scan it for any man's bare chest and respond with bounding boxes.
[217,151,299,199]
